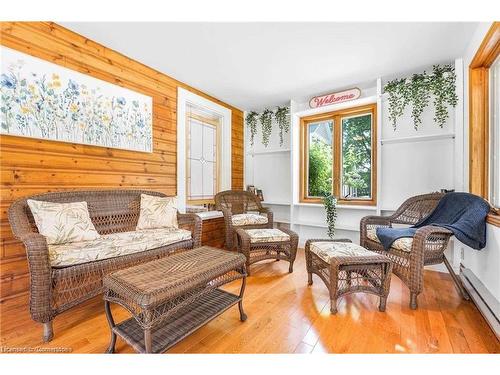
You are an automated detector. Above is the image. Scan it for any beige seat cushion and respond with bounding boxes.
[232,213,268,226]
[27,199,100,245]
[48,227,191,267]
[136,194,178,230]
[310,241,378,263]
[245,228,289,244]
[366,228,413,252]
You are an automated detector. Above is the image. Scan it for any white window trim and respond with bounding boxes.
[177,88,231,213]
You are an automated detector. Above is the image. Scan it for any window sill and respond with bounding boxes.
[486,213,500,227]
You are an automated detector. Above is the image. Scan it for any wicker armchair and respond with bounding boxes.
[215,190,273,250]
[360,192,468,309]
[8,189,202,342]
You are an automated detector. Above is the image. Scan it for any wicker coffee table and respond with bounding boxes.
[103,246,247,354]
[235,228,298,276]
[305,239,392,314]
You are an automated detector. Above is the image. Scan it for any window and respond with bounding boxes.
[300,104,377,205]
[469,22,499,226]
[186,105,221,204]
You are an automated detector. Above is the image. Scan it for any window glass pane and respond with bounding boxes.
[341,114,372,199]
[187,115,219,202]
[307,120,333,197]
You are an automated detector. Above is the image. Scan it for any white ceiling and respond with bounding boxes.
[62,22,479,111]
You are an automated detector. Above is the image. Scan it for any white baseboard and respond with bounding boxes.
[460,266,500,340]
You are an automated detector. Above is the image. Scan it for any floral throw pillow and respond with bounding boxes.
[27,200,100,245]
[136,194,179,230]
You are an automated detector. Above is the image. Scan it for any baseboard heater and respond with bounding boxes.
[460,266,500,340]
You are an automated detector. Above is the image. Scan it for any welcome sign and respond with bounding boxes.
[309,87,361,109]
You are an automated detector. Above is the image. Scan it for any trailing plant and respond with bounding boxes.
[408,72,430,130]
[384,64,458,130]
[430,64,458,128]
[384,78,407,130]
[245,111,259,146]
[259,108,273,147]
[274,106,290,146]
[323,194,338,239]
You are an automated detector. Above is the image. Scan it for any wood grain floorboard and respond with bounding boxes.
[0,250,498,354]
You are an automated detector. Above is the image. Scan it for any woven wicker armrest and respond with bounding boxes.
[259,208,274,227]
[14,232,53,323]
[412,225,453,252]
[177,212,202,248]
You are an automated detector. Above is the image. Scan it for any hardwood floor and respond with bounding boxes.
[1,250,498,354]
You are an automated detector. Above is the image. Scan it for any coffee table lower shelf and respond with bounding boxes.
[112,288,241,354]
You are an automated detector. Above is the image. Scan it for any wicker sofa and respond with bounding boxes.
[8,189,202,342]
[360,192,468,309]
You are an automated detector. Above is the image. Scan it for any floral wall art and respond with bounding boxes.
[0,46,153,152]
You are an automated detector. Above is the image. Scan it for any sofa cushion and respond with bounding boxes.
[48,227,191,267]
[310,241,378,263]
[245,228,289,244]
[366,229,413,252]
[232,213,268,226]
[136,194,178,230]
[27,199,100,245]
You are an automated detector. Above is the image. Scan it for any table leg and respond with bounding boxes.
[144,328,152,353]
[238,270,247,321]
[104,300,117,354]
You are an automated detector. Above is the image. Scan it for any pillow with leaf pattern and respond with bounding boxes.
[136,194,178,230]
[27,200,100,245]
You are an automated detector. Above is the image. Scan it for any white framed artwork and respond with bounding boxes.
[0,46,153,152]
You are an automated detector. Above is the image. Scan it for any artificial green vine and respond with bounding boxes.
[430,64,458,128]
[259,109,273,147]
[323,194,338,239]
[408,73,430,130]
[384,78,407,131]
[384,64,458,130]
[245,111,259,146]
[274,106,290,146]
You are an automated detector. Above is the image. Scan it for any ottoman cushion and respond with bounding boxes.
[245,228,290,243]
[310,241,378,263]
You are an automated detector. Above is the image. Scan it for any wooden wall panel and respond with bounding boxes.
[0,22,244,303]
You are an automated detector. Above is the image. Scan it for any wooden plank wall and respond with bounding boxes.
[0,22,244,304]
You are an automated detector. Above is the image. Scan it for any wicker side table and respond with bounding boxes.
[103,246,247,354]
[235,228,298,276]
[305,239,393,314]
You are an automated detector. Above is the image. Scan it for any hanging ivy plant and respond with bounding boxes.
[408,72,430,130]
[430,64,458,128]
[245,111,259,146]
[384,78,407,130]
[259,108,273,147]
[384,64,458,130]
[323,194,338,239]
[274,106,290,147]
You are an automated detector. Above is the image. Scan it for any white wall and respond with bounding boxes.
[458,22,500,305]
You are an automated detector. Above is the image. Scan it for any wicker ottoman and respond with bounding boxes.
[235,228,298,276]
[305,239,393,314]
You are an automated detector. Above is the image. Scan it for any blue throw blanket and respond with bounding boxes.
[376,192,490,251]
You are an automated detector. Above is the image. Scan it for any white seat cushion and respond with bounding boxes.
[310,241,378,264]
[366,229,413,252]
[48,227,191,267]
[245,228,290,244]
[232,213,268,226]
